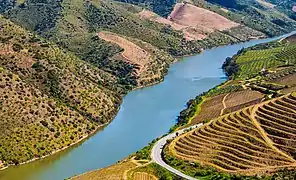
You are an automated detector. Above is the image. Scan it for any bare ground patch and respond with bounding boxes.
[98,31,151,67]
[285,34,296,43]
[137,2,240,41]
[133,172,158,180]
[169,3,239,32]
[189,94,225,125]
[223,90,264,114]
[137,9,206,40]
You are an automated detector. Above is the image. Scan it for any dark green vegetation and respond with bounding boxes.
[134,140,157,160]
[265,0,296,20]
[113,0,176,17]
[191,0,296,37]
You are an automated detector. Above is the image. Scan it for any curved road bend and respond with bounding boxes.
[151,123,203,180]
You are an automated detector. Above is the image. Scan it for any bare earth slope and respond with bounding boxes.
[137,3,264,41]
[98,31,174,87]
[169,3,239,32]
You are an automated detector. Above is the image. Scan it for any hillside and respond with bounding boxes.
[137,3,264,42]
[157,34,296,179]
[68,36,296,180]
[190,0,296,37]
[1,0,296,174]
[0,15,123,167]
[170,93,296,175]
[1,0,294,90]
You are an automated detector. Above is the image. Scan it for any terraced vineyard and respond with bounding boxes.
[235,44,296,79]
[170,93,296,175]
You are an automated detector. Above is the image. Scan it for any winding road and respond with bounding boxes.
[151,123,203,180]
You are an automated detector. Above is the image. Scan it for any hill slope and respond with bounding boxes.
[0,0,296,171]
[190,0,296,37]
[0,15,123,166]
[170,93,296,175]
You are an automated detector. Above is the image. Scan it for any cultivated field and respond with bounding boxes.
[71,161,137,180]
[190,94,225,125]
[235,44,296,79]
[170,93,296,176]
[133,172,158,180]
[223,90,264,114]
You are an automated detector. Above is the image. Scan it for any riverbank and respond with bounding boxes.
[0,29,262,172]
[66,31,296,180]
[1,31,294,180]
[0,120,112,171]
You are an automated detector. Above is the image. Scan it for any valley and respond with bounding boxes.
[0,0,296,179]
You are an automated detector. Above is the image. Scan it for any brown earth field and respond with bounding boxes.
[170,93,296,176]
[98,31,173,87]
[273,73,296,87]
[222,90,264,114]
[137,9,206,40]
[98,31,151,67]
[169,3,239,33]
[189,94,225,126]
[137,2,241,41]
[285,34,296,43]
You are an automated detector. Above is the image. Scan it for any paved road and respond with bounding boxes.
[151,123,203,180]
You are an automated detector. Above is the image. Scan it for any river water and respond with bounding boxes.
[0,32,294,180]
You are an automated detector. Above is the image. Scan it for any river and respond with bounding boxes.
[0,32,294,180]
